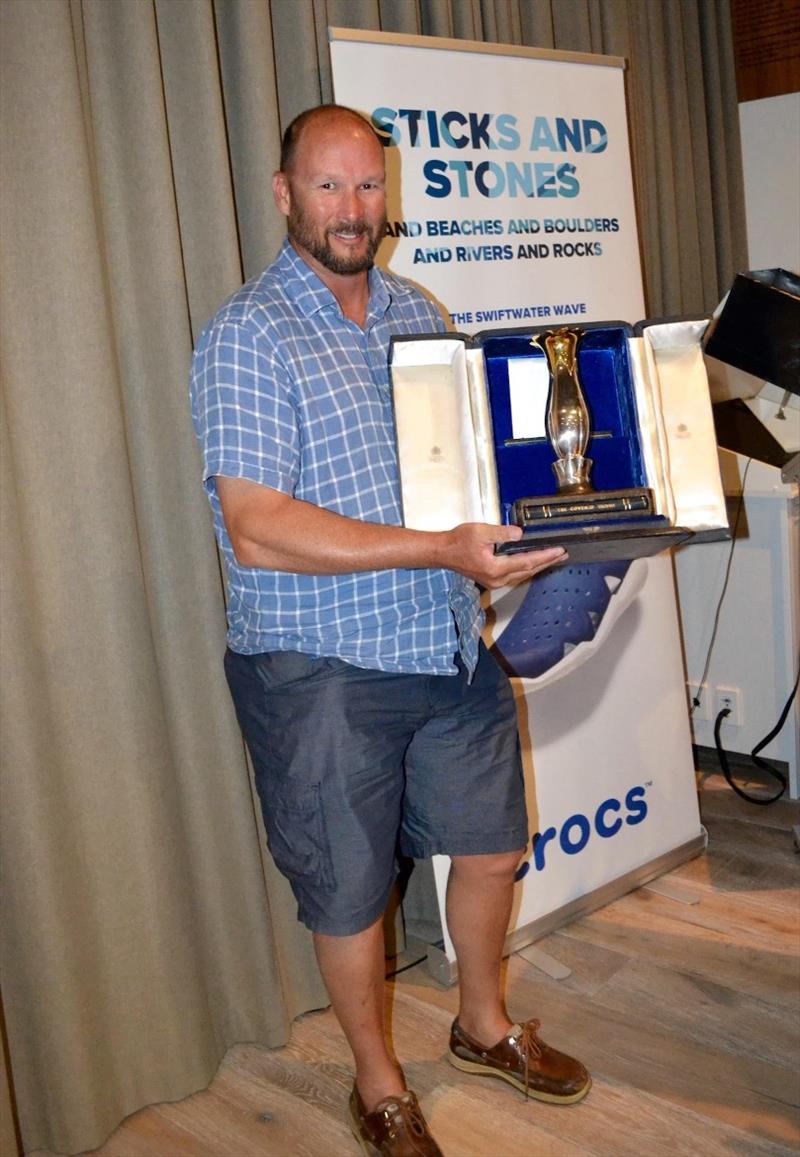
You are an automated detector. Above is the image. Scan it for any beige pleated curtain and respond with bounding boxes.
[0,1,746,1153]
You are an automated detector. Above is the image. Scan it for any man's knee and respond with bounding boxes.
[451,847,526,882]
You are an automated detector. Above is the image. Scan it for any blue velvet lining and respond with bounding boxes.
[480,325,647,512]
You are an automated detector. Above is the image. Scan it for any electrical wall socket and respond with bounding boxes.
[714,684,743,727]
[687,682,711,721]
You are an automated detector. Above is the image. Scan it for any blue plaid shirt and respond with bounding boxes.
[190,240,482,675]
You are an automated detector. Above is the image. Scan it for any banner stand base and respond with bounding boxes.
[421,829,708,988]
[515,943,573,980]
[642,878,701,905]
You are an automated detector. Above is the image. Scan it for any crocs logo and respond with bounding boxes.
[515,786,648,880]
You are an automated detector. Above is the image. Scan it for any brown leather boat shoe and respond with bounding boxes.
[448,1017,591,1104]
[348,1085,444,1156]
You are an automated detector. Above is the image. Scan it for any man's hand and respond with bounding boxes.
[441,522,566,588]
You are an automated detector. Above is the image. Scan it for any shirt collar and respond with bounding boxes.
[275,237,409,324]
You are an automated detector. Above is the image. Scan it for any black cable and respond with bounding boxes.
[712,657,799,804]
[751,661,799,766]
[690,457,753,717]
[385,954,427,978]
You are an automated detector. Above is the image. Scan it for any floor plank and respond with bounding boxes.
[83,773,800,1157]
[549,888,799,1011]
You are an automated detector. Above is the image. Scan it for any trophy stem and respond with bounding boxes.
[533,327,594,495]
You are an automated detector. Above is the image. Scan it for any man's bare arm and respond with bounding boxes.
[216,475,566,590]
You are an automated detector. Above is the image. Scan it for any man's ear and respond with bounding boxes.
[273,171,290,215]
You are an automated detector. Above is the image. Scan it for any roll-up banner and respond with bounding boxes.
[330,29,704,980]
[329,28,645,332]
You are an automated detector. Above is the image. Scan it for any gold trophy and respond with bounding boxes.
[513,327,654,529]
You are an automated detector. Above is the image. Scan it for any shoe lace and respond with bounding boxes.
[382,1093,426,1140]
[512,1019,543,1100]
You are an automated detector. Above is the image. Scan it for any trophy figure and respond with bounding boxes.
[512,326,655,529]
[537,327,593,495]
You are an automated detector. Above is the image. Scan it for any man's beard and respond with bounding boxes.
[287,205,386,275]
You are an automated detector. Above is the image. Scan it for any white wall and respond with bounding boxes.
[674,453,799,795]
[738,93,800,272]
[674,90,800,796]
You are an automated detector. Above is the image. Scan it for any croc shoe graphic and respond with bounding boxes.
[483,558,648,686]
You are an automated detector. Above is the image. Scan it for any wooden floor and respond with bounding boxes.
[89,772,800,1157]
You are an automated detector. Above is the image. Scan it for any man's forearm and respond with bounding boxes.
[216,475,566,589]
[231,491,448,574]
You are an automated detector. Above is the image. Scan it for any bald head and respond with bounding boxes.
[272,103,388,280]
[279,105,382,174]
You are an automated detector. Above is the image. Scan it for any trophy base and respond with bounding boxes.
[501,487,677,562]
[513,487,655,527]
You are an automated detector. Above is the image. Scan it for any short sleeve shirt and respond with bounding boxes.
[190,240,482,675]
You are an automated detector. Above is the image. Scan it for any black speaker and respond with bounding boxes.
[704,268,800,396]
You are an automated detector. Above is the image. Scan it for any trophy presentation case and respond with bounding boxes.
[390,318,730,563]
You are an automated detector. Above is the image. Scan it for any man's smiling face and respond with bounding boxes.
[275,111,387,278]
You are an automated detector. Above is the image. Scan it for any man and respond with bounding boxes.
[191,104,590,1156]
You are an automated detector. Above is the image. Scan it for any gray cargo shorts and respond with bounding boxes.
[224,642,528,936]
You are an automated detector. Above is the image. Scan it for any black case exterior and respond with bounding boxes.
[495,523,693,561]
[704,269,800,396]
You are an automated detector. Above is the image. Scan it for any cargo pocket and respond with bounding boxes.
[262,781,336,893]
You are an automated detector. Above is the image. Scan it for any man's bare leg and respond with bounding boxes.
[446,849,525,1045]
[313,915,405,1111]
